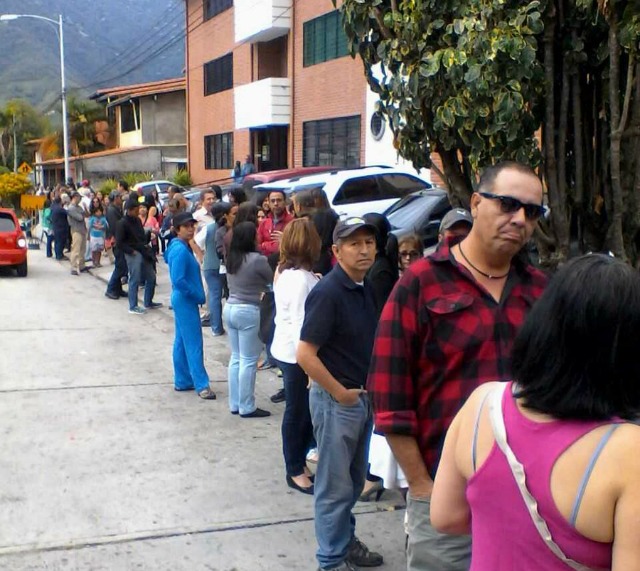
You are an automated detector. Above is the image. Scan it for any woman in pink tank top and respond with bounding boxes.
[430,254,640,571]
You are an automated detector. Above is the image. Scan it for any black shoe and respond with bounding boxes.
[286,475,314,495]
[347,537,383,567]
[240,407,271,418]
[105,292,119,300]
[145,302,163,310]
[119,291,128,297]
[79,266,92,273]
[198,388,217,400]
[200,317,210,327]
[270,388,285,403]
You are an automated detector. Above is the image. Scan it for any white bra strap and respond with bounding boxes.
[488,384,599,571]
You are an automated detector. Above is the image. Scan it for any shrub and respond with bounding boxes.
[99,178,118,195]
[171,169,193,187]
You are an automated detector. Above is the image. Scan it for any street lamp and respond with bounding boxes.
[0,14,70,184]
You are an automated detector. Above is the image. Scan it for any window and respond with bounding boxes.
[120,102,140,133]
[204,0,232,21]
[204,53,233,96]
[370,112,385,141]
[377,174,430,199]
[204,133,234,169]
[0,213,16,232]
[333,176,381,205]
[303,116,361,168]
[303,10,349,67]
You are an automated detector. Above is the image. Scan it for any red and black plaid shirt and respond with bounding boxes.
[368,239,548,477]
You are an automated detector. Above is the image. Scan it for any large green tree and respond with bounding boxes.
[0,99,48,171]
[337,0,640,265]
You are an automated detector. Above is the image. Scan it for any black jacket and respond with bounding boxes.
[116,214,149,257]
[50,202,69,233]
[106,204,123,240]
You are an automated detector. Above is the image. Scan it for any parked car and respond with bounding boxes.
[384,188,452,249]
[254,166,432,218]
[0,208,28,277]
[132,180,189,207]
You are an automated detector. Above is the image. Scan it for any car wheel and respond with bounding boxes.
[16,261,27,277]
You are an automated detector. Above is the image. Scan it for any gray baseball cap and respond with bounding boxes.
[332,217,377,244]
[439,208,473,232]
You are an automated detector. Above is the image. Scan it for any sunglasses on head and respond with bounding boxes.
[479,192,546,221]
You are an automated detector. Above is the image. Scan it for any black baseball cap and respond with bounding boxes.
[332,217,377,244]
[173,212,197,228]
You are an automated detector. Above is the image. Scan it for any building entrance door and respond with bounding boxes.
[252,126,288,172]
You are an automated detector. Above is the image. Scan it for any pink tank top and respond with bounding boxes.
[466,383,615,571]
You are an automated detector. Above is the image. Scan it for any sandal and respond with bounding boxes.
[198,388,217,400]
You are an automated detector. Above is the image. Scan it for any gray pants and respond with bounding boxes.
[406,493,471,571]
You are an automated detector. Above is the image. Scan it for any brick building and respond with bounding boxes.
[184,0,429,186]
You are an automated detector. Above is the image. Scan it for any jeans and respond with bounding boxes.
[275,359,315,477]
[310,383,373,569]
[223,303,262,415]
[203,268,224,334]
[53,230,66,260]
[106,246,128,296]
[172,292,210,393]
[406,493,471,571]
[45,232,54,257]
[124,252,156,310]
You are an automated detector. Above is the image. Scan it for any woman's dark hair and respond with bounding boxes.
[364,212,399,276]
[512,254,640,420]
[228,187,247,205]
[90,203,104,215]
[234,202,259,227]
[226,221,257,274]
[311,187,331,210]
[310,209,339,276]
[212,202,232,224]
[254,190,269,208]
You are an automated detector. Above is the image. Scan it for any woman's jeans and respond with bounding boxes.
[124,252,156,310]
[223,303,262,415]
[275,360,316,477]
[203,268,224,334]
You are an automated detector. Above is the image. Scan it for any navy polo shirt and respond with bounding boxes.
[300,263,378,390]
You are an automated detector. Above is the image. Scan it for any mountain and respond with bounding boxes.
[0,0,185,110]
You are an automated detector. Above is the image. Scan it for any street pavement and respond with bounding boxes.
[0,247,407,570]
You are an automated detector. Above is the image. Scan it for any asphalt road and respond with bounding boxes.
[0,247,406,570]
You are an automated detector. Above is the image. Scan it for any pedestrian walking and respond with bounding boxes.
[431,254,640,571]
[116,196,162,315]
[271,219,322,495]
[368,161,548,571]
[223,221,273,418]
[165,212,217,400]
[297,217,384,571]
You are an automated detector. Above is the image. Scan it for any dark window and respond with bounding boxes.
[370,112,385,141]
[377,173,430,200]
[333,176,381,205]
[204,133,234,169]
[204,0,232,21]
[204,53,233,96]
[120,102,140,133]
[0,213,16,232]
[303,116,360,168]
[303,10,349,67]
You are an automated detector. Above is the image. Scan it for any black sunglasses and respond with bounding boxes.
[479,192,546,221]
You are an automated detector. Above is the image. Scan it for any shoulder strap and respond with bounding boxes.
[471,389,492,472]
[488,385,598,571]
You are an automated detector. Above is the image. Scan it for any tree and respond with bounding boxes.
[337,0,640,265]
[65,95,107,156]
[0,99,49,172]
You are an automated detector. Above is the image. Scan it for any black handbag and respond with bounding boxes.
[258,291,276,345]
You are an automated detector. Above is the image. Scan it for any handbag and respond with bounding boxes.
[258,290,276,345]
[488,384,599,571]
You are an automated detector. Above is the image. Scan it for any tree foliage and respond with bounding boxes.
[338,0,640,265]
[0,99,48,170]
[0,173,32,199]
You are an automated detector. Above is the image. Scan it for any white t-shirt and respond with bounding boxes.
[270,268,320,364]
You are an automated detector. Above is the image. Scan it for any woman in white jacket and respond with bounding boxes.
[271,218,322,495]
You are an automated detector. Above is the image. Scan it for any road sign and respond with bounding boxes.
[20,195,46,210]
[18,162,33,175]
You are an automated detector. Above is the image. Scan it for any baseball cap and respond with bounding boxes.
[124,196,141,210]
[439,208,473,233]
[332,217,377,244]
[108,190,120,201]
[173,212,197,228]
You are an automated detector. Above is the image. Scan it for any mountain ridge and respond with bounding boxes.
[0,0,186,110]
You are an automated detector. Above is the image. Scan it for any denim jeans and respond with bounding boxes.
[310,383,373,569]
[106,246,128,296]
[203,268,224,334]
[223,303,262,415]
[124,252,156,310]
[275,360,316,477]
[45,232,54,257]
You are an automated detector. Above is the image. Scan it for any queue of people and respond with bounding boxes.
[40,161,640,571]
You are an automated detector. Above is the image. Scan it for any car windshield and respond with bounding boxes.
[0,213,16,232]
[386,193,443,230]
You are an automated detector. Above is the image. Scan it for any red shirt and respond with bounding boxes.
[367,239,548,477]
[258,210,294,256]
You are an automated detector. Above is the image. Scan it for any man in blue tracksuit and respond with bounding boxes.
[165,212,217,400]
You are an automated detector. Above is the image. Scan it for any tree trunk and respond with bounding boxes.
[436,147,473,207]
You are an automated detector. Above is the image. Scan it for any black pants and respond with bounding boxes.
[106,246,128,295]
[53,230,66,260]
[45,232,54,257]
[275,359,316,477]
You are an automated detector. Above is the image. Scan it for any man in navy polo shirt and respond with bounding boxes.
[297,217,384,571]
